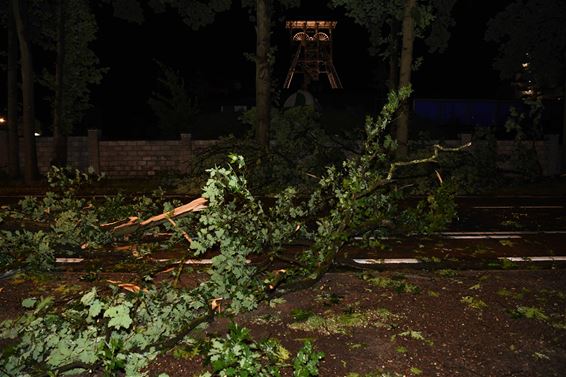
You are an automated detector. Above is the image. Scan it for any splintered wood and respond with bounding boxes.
[101,197,207,237]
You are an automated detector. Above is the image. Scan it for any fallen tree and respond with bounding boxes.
[0,87,471,376]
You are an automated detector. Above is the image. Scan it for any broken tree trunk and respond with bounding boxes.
[101,197,207,237]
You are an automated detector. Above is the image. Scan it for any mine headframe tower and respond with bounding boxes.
[284,20,342,89]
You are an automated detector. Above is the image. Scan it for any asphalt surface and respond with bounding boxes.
[1,194,565,272]
[340,195,566,270]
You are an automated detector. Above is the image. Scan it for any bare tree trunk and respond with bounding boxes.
[255,0,271,151]
[395,0,416,159]
[12,0,38,183]
[53,0,67,167]
[562,70,566,173]
[387,20,400,92]
[7,0,20,178]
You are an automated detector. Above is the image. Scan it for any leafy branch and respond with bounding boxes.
[0,87,469,376]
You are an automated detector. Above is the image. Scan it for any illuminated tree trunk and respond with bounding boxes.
[53,0,67,166]
[7,1,20,178]
[255,0,271,151]
[395,0,416,159]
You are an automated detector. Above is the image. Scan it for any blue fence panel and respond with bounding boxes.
[413,99,523,127]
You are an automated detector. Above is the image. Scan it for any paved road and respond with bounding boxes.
[453,196,566,231]
[2,194,565,271]
[342,195,566,269]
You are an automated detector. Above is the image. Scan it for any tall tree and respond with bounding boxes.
[11,0,38,183]
[52,0,66,166]
[7,0,20,177]
[40,0,106,166]
[243,0,300,149]
[485,0,566,171]
[159,0,299,150]
[255,0,271,149]
[152,0,231,28]
[148,60,199,137]
[396,0,416,158]
[331,0,455,158]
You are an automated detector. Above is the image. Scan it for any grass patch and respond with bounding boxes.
[461,295,488,310]
[360,274,420,294]
[289,308,397,335]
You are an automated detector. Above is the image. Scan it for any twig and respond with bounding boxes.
[173,255,187,288]
[165,216,193,244]
[387,142,472,180]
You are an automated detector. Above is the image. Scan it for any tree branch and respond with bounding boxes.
[387,142,471,180]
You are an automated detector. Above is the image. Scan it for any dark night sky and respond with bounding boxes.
[1,0,517,137]
[91,0,512,96]
[87,0,515,134]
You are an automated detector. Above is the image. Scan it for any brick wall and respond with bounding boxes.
[0,130,6,171]
[0,135,89,175]
[90,133,219,178]
[0,130,216,178]
[31,136,89,173]
[0,129,562,178]
[99,140,184,177]
[495,135,561,176]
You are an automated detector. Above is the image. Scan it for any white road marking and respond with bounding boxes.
[472,206,563,209]
[518,205,564,209]
[473,206,514,209]
[440,230,566,236]
[55,258,85,263]
[53,256,566,266]
[355,230,566,241]
[354,256,566,265]
[498,256,566,262]
[443,235,523,239]
[153,258,251,264]
[353,258,421,264]
[440,230,566,239]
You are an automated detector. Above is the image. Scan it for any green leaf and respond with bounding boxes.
[77,347,98,364]
[47,341,73,366]
[104,304,133,330]
[89,300,103,318]
[81,288,97,306]
[22,297,37,309]
[410,367,423,375]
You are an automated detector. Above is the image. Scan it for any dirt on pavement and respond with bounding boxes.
[1,178,565,376]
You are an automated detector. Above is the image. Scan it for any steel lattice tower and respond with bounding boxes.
[284,20,342,89]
